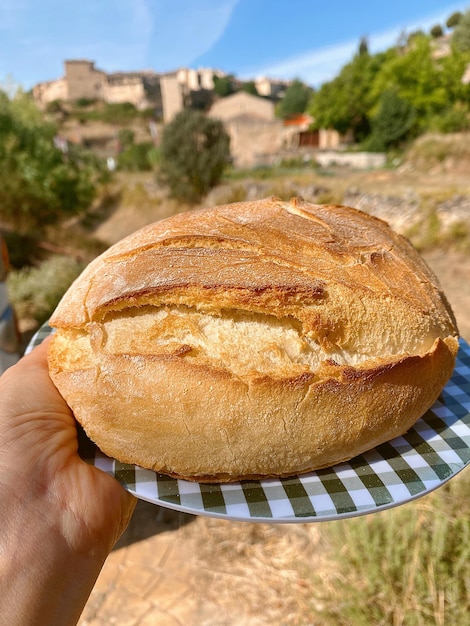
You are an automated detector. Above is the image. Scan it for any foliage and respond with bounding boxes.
[45,99,66,114]
[452,9,470,52]
[241,81,258,96]
[447,11,463,28]
[430,24,444,38]
[158,109,230,203]
[74,97,98,108]
[405,132,470,171]
[70,100,143,124]
[368,89,416,150]
[0,91,108,235]
[7,255,85,325]
[370,35,444,127]
[309,43,386,140]
[358,36,369,56]
[114,127,158,171]
[429,103,470,133]
[317,472,470,625]
[117,141,158,172]
[213,75,236,98]
[308,14,470,147]
[275,79,313,119]
[118,128,135,147]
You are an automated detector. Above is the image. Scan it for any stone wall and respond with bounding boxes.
[103,77,146,109]
[314,151,386,169]
[226,118,284,168]
[209,92,275,122]
[160,75,184,123]
[65,60,105,100]
[33,78,67,104]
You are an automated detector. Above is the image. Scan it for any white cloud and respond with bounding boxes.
[251,39,358,86]
[250,2,469,86]
[149,0,240,70]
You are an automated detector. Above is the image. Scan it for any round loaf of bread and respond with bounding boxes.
[48,197,459,482]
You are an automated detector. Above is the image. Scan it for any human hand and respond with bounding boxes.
[0,338,136,625]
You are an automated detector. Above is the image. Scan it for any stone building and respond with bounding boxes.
[33,60,293,122]
[33,60,164,116]
[208,91,284,168]
[208,93,346,167]
[254,76,289,99]
[33,60,348,168]
[32,60,228,121]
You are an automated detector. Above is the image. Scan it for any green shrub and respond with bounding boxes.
[275,79,313,119]
[452,9,470,52]
[447,11,463,28]
[159,109,230,203]
[74,98,97,108]
[118,141,156,171]
[118,128,135,147]
[7,255,85,325]
[0,91,108,235]
[430,105,470,133]
[370,89,416,149]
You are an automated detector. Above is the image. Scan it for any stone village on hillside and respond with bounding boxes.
[33,59,352,169]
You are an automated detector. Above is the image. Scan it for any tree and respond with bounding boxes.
[369,90,416,150]
[213,75,235,98]
[309,44,386,140]
[0,91,107,235]
[159,110,230,204]
[430,24,444,38]
[447,12,463,29]
[452,10,470,52]
[241,81,258,96]
[369,34,448,130]
[276,79,313,119]
[358,36,369,56]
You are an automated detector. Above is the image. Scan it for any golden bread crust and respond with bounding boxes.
[48,197,459,481]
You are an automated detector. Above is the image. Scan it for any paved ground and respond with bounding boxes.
[78,503,207,626]
[78,501,323,626]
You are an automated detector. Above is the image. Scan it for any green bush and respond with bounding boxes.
[430,105,470,133]
[118,128,135,147]
[452,9,470,52]
[370,89,416,149]
[69,101,142,125]
[276,79,313,119]
[7,255,85,325]
[447,11,463,28]
[118,141,157,171]
[159,109,230,203]
[0,91,108,235]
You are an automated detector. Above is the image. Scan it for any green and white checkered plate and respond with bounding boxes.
[30,324,470,522]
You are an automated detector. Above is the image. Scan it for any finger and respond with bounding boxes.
[0,336,70,421]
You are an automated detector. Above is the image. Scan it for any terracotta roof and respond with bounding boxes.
[282,114,312,127]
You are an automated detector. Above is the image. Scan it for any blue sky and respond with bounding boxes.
[0,0,468,92]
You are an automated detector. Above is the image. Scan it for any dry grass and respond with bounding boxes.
[404,132,470,175]
[314,470,470,626]
[183,517,327,625]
